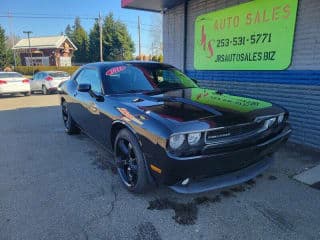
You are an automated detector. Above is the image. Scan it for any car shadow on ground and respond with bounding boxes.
[0,93,26,98]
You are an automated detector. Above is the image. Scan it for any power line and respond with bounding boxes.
[0,12,162,28]
[0,15,95,20]
[0,16,161,33]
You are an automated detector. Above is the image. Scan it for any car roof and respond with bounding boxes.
[83,61,173,70]
[41,71,68,73]
[0,72,20,74]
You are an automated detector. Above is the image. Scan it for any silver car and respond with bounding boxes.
[0,72,31,96]
[30,71,70,95]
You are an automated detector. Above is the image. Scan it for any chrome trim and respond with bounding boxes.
[169,121,258,137]
[254,114,282,122]
[167,125,291,160]
[168,115,285,150]
[257,128,292,147]
[204,122,265,145]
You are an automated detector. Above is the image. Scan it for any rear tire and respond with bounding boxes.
[62,101,80,135]
[24,92,31,96]
[114,129,150,193]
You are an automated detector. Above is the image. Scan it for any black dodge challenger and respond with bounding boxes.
[60,61,291,194]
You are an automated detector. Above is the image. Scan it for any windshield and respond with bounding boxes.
[103,64,197,94]
[0,72,23,78]
[49,72,70,78]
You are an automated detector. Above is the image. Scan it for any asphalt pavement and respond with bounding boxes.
[0,94,319,240]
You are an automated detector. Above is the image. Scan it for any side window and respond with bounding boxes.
[89,70,102,93]
[39,73,45,80]
[75,70,88,85]
[75,69,102,93]
[33,73,39,80]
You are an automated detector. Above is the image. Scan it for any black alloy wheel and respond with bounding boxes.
[114,129,150,193]
[62,101,80,134]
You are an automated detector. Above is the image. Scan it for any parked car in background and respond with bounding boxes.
[60,62,291,194]
[0,72,31,96]
[31,71,70,95]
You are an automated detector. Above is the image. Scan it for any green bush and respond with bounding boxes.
[14,66,80,76]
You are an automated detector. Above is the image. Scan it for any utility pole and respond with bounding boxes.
[138,16,141,60]
[23,31,34,74]
[99,12,103,62]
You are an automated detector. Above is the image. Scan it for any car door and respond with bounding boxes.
[69,68,100,133]
[84,68,107,143]
[40,72,48,89]
[77,68,106,141]
[35,72,44,90]
[30,73,38,91]
[69,69,90,129]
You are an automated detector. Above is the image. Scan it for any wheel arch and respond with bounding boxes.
[60,97,66,105]
[110,120,141,150]
[111,120,156,185]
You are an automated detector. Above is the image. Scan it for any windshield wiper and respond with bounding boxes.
[126,89,149,93]
[114,87,196,95]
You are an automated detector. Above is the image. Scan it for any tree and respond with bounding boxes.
[64,24,72,38]
[88,20,100,62]
[158,54,163,63]
[0,25,16,69]
[102,13,135,61]
[0,25,7,68]
[6,34,21,66]
[71,17,89,63]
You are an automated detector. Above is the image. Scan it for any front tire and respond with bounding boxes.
[24,92,31,96]
[42,85,48,95]
[62,101,80,135]
[114,129,150,193]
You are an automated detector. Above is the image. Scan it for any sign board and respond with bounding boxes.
[194,0,299,70]
[191,88,272,113]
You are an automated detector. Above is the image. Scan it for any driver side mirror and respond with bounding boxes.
[77,83,91,92]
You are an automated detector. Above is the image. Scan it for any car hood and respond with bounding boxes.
[115,88,285,132]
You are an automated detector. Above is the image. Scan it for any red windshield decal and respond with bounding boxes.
[106,66,126,76]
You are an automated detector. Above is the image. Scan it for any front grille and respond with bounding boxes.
[205,122,265,144]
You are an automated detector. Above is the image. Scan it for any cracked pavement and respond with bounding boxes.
[0,95,320,240]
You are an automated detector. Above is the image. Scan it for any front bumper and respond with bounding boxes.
[147,125,291,192]
[169,156,273,194]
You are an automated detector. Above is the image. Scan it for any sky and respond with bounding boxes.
[0,0,162,55]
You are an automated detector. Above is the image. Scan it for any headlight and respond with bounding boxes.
[278,113,285,123]
[264,117,276,129]
[187,132,201,146]
[169,134,185,150]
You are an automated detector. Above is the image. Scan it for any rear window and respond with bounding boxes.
[48,72,69,78]
[0,73,23,78]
